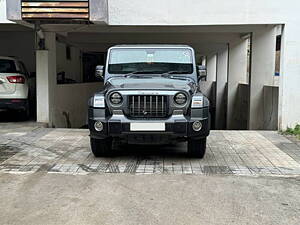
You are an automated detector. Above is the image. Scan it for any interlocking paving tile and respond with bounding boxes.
[0,144,22,163]
[0,127,300,176]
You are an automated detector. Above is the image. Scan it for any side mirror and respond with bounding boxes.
[95,65,104,81]
[197,65,207,82]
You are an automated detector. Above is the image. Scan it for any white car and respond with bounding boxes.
[0,56,30,118]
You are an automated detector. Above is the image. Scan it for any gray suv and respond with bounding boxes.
[88,45,210,158]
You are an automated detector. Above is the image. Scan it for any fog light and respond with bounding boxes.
[94,121,103,132]
[192,121,202,132]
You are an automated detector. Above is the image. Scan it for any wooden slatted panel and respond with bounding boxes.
[21,0,89,20]
[22,2,89,7]
[22,8,89,13]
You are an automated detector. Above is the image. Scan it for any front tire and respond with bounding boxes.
[188,138,207,158]
[90,137,112,157]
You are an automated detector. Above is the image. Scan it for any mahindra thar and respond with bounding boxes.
[88,45,210,158]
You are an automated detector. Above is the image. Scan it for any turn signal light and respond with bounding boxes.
[7,76,25,84]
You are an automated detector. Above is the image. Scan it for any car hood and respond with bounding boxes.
[106,76,197,93]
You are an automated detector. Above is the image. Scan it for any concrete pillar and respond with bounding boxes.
[36,32,56,126]
[227,39,248,129]
[279,24,300,130]
[206,54,217,81]
[202,54,217,128]
[215,46,228,130]
[249,26,276,130]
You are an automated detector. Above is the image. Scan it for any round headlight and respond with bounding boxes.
[174,93,187,105]
[110,92,123,105]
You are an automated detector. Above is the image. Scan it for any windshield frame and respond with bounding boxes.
[106,47,195,75]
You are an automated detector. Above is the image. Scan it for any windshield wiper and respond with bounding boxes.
[160,71,190,79]
[160,71,189,77]
[159,71,192,81]
[124,70,189,78]
[124,71,153,77]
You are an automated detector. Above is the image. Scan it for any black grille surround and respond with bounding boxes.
[127,95,169,119]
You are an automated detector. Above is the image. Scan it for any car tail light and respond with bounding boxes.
[7,76,25,84]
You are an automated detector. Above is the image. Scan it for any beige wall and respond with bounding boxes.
[53,82,103,128]
[53,41,103,128]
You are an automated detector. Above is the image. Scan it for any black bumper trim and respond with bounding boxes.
[89,117,210,139]
[0,99,28,110]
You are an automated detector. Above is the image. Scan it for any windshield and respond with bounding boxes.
[0,59,17,73]
[108,48,194,74]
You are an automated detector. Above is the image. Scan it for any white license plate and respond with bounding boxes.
[130,123,165,131]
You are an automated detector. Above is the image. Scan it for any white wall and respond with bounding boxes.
[67,32,241,56]
[279,24,300,129]
[0,0,11,24]
[57,42,82,83]
[206,54,217,82]
[216,47,228,129]
[227,39,248,129]
[249,27,277,130]
[108,0,294,25]
[36,50,53,123]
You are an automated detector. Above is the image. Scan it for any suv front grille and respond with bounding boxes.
[128,95,168,118]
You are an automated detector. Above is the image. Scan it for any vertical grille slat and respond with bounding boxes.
[150,96,152,114]
[156,96,158,117]
[138,96,141,115]
[144,96,146,113]
[161,96,164,116]
[128,95,168,119]
[132,96,135,116]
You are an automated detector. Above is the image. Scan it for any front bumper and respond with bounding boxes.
[0,99,28,111]
[88,108,210,141]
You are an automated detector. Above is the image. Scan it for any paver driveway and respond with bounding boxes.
[0,123,300,176]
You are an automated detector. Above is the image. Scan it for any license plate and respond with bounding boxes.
[130,123,165,131]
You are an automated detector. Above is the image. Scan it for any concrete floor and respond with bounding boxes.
[0,173,299,225]
[0,124,300,225]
